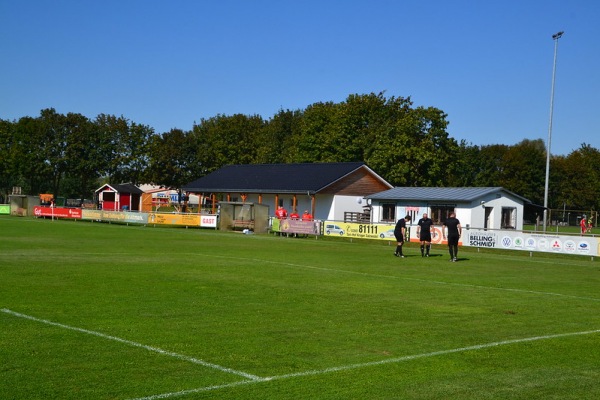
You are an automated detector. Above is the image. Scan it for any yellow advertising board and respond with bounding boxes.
[323,221,397,240]
[148,213,201,226]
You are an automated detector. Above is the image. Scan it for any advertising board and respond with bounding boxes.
[148,213,201,226]
[34,206,82,219]
[200,215,218,228]
[464,229,600,257]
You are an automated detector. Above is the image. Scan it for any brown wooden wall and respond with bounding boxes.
[319,168,390,195]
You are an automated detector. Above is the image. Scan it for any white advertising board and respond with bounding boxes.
[463,229,599,257]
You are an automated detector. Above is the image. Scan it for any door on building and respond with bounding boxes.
[484,207,493,230]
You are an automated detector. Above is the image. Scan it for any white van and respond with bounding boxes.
[325,224,344,235]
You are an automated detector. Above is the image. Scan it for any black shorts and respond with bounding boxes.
[394,234,404,243]
[447,235,459,246]
[419,232,432,242]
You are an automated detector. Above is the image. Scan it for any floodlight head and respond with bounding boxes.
[552,31,564,40]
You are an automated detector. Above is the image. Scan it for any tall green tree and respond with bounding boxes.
[38,108,70,197]
[447,141,481,186]
[62,112,103,199]
[0,119,17,199]
[368,102,458,186]
[552,144,600,211]
[12,115,52,195]
[334,92,396,162]
[99,116,153,185]
[498,139,546,205]
[192,114,265,173]
[291,101,339,162]
[145,128,200,189]
[472,144,510,187]
[5,100,600,213]
[94,114,130,183]
[118,121,154,185]
[256,109,302,163]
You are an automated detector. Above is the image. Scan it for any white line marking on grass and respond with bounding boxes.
[192,254,600,303]
[268,328,600,380]
[383,275,600,303]
[21,250,592,303]
[1,308,261,381]
[127,328,600,400]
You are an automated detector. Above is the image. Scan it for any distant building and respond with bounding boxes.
[366,187,531,230]
[138,184,200,212]
[95,183,143,211]
[183,162,393,221]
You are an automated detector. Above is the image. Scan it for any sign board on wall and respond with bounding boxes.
[323,222,462,244]
[148,213,201,226]
[463,229,599,257]
[34,206,82,219]
[200,215,218,228]
[323,221,597,257]
[323,221,397,241]
[26,206,217,230]
[273,218,321,235]
[82,210,148,224]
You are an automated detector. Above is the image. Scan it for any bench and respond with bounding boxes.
[232,219,255,231]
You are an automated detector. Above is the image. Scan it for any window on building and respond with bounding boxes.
[430,205,455,225]
[381,203,396,222]
[405,208,419,223]
[102,192,115,202]
[501,207,517,229]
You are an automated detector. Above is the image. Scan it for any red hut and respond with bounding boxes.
[95,183,143,211]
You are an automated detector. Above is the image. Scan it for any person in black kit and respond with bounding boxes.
[393,215,412,257]
[417,213,434,257]
[442,212,462,262]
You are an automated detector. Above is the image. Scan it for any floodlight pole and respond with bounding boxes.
[543,31,564,232]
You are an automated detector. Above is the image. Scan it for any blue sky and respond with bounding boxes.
[1,0,599,155]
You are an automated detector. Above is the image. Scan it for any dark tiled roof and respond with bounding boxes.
[114,183,143,194]
[183,162,386,194]
[367,187,531,203]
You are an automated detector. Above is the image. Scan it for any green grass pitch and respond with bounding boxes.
[1,216,600,399]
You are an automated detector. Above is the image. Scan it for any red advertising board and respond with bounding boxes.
[34,206,82,219]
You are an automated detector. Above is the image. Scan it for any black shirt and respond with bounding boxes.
[417,218,433,234]
[443,217,461,236]
[394,218,406,236]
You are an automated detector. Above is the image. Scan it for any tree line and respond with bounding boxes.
[1,92,598,214]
